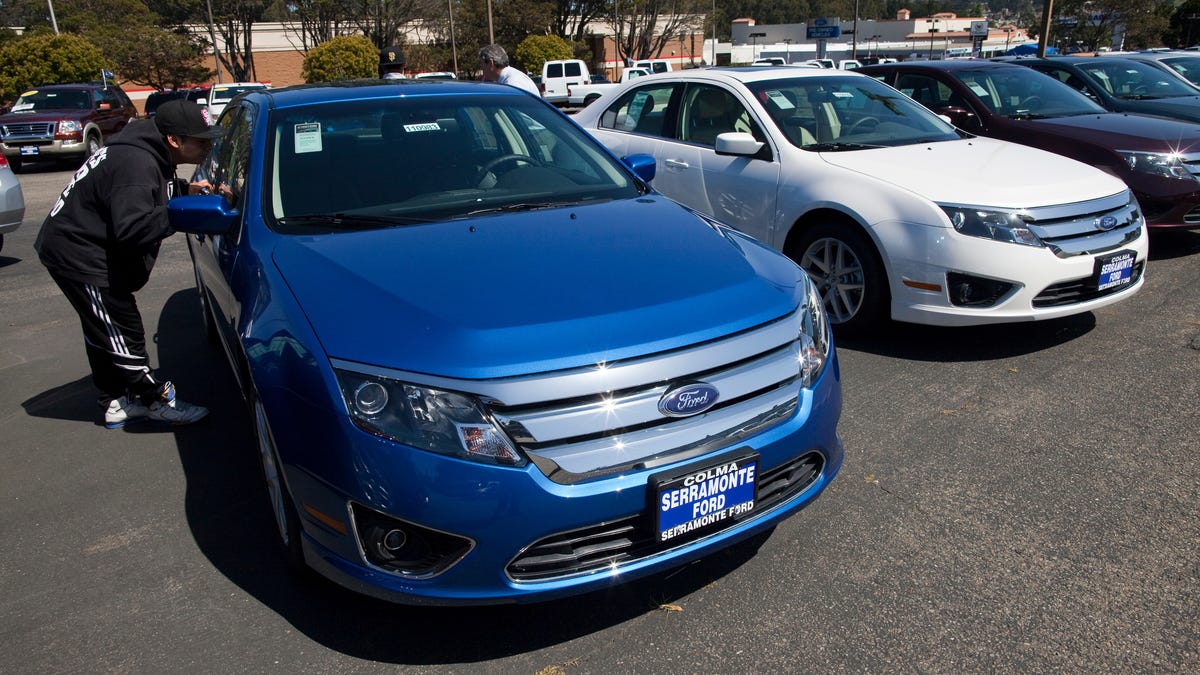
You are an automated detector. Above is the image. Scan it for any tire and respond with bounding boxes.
[85,132,102,157]
[251,384,308,573]
[0,233,4,254]
[790,222,887,337]
[7,156,21,173]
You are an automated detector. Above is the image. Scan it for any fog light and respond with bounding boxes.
[352,503,473,578]
[946,272,1016,308]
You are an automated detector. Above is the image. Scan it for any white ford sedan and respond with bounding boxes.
[572,67,1149,334]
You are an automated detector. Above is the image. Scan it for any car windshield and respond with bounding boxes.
[10,88,91,112]
[747,76,961,150]
[1160,56,1200,85]
[952,67,1105,117]
[267,94,643,232]
[1076,59,1199,99]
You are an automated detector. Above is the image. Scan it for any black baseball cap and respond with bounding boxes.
[154,99,224,139]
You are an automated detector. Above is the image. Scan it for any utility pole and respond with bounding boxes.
[47,0,59,34]
[1038,0,1055,57]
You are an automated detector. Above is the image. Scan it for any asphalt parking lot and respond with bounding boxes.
[2,162,1198,672]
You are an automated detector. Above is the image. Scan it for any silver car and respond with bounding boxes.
[0,153,25,253]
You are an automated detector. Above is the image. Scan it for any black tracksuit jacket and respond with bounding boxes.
[35,119,180,293]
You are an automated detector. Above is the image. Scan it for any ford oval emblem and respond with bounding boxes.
[1097,215,1118,231]
[658,382,720,418]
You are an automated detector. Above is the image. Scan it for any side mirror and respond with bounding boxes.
[715,132,765,157]
[168,194,239,235]
[622,153,656,182]
[935,106,980,131]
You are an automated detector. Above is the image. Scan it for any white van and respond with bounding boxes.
[540,59,591,105]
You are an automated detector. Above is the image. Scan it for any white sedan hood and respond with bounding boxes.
[818,136,1128,208]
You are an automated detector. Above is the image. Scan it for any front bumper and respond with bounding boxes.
[274,358,843,605]
[878,219,1150,327]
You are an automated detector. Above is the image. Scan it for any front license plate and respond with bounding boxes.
[653,451,759,543]
[19,146,38,156]
[1095,249,1136,291]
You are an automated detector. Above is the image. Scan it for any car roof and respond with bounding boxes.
[871,59,1028,71]
[235,79,538,111]
[620,66,869,85]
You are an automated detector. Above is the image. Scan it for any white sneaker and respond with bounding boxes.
[104,395,150,429]
[145,381,209,426]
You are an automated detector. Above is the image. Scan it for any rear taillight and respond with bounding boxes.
[0,153,8,168]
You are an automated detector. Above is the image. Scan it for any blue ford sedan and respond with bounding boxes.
[168,80,843,604]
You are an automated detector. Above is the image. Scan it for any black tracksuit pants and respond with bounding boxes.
[49,271,159,402]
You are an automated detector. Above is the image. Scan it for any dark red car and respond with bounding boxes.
[860,60,1200,229]
[0,82,137,172]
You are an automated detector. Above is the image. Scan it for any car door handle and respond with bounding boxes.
[664,158,689,170]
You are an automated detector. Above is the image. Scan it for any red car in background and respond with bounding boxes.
[860,60,1200,230]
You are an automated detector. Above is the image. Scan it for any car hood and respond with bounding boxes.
[818,137,1126,207]
[1124,97,1200,123]
[271,198,805,379]
[1025,112,1200,151]
[0,109,91,122]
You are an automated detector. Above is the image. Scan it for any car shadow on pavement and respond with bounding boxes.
[154,289,776,664]
[836,312,1098,362]
[0,254,22,269]
[1148,229,1200,261]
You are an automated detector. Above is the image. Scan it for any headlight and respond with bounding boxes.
[1118,150,1196,181]
[799,274,831,388]
[334,369,524,466]
[940,205,1042,247]
[57,120,83,134]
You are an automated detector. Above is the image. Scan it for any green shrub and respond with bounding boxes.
[0,33,110,104]
[302,35,380,83]
[514,35,574,74]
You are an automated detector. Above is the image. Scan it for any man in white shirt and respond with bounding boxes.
[479,44,540,96]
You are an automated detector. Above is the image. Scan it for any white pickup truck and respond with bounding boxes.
[567,68,651,107]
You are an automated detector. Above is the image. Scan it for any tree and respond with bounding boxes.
[550,0,608,42]
[514,34,574,74]
[302,33,379,81]
[1166,0,1200,47]
[210,0,273,82]
[610,0,706,63]
[102,26,215,90]
[277,0,356,50]
[0,33,111,104]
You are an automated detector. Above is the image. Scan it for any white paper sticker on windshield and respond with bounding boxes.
[11,103,33,112]
[967,82,989,97]
[832,91,852,98]
[294,122,322,154]
[404,122,441,132]
[765,90,795,110]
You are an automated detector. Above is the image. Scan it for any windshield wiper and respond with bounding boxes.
[1007,112,1053,120]
[276,213,430,229]
[465,201,575,216]
[803,142,885,151]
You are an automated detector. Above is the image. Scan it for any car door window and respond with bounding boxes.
[598,83,677,137]
[206,103,253,238]
[679,84,764,147]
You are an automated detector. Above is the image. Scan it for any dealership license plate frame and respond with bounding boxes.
[19,146,38,156]
[651,449,759,544]
[1095,249,1136,292]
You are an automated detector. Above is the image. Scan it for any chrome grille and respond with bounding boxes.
[1020,191,1144,258]
[506,451,825,582]
[491,311,806,484]
[330,308,808,486]
[1,122,54,138]
[1181,151,1200,177]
